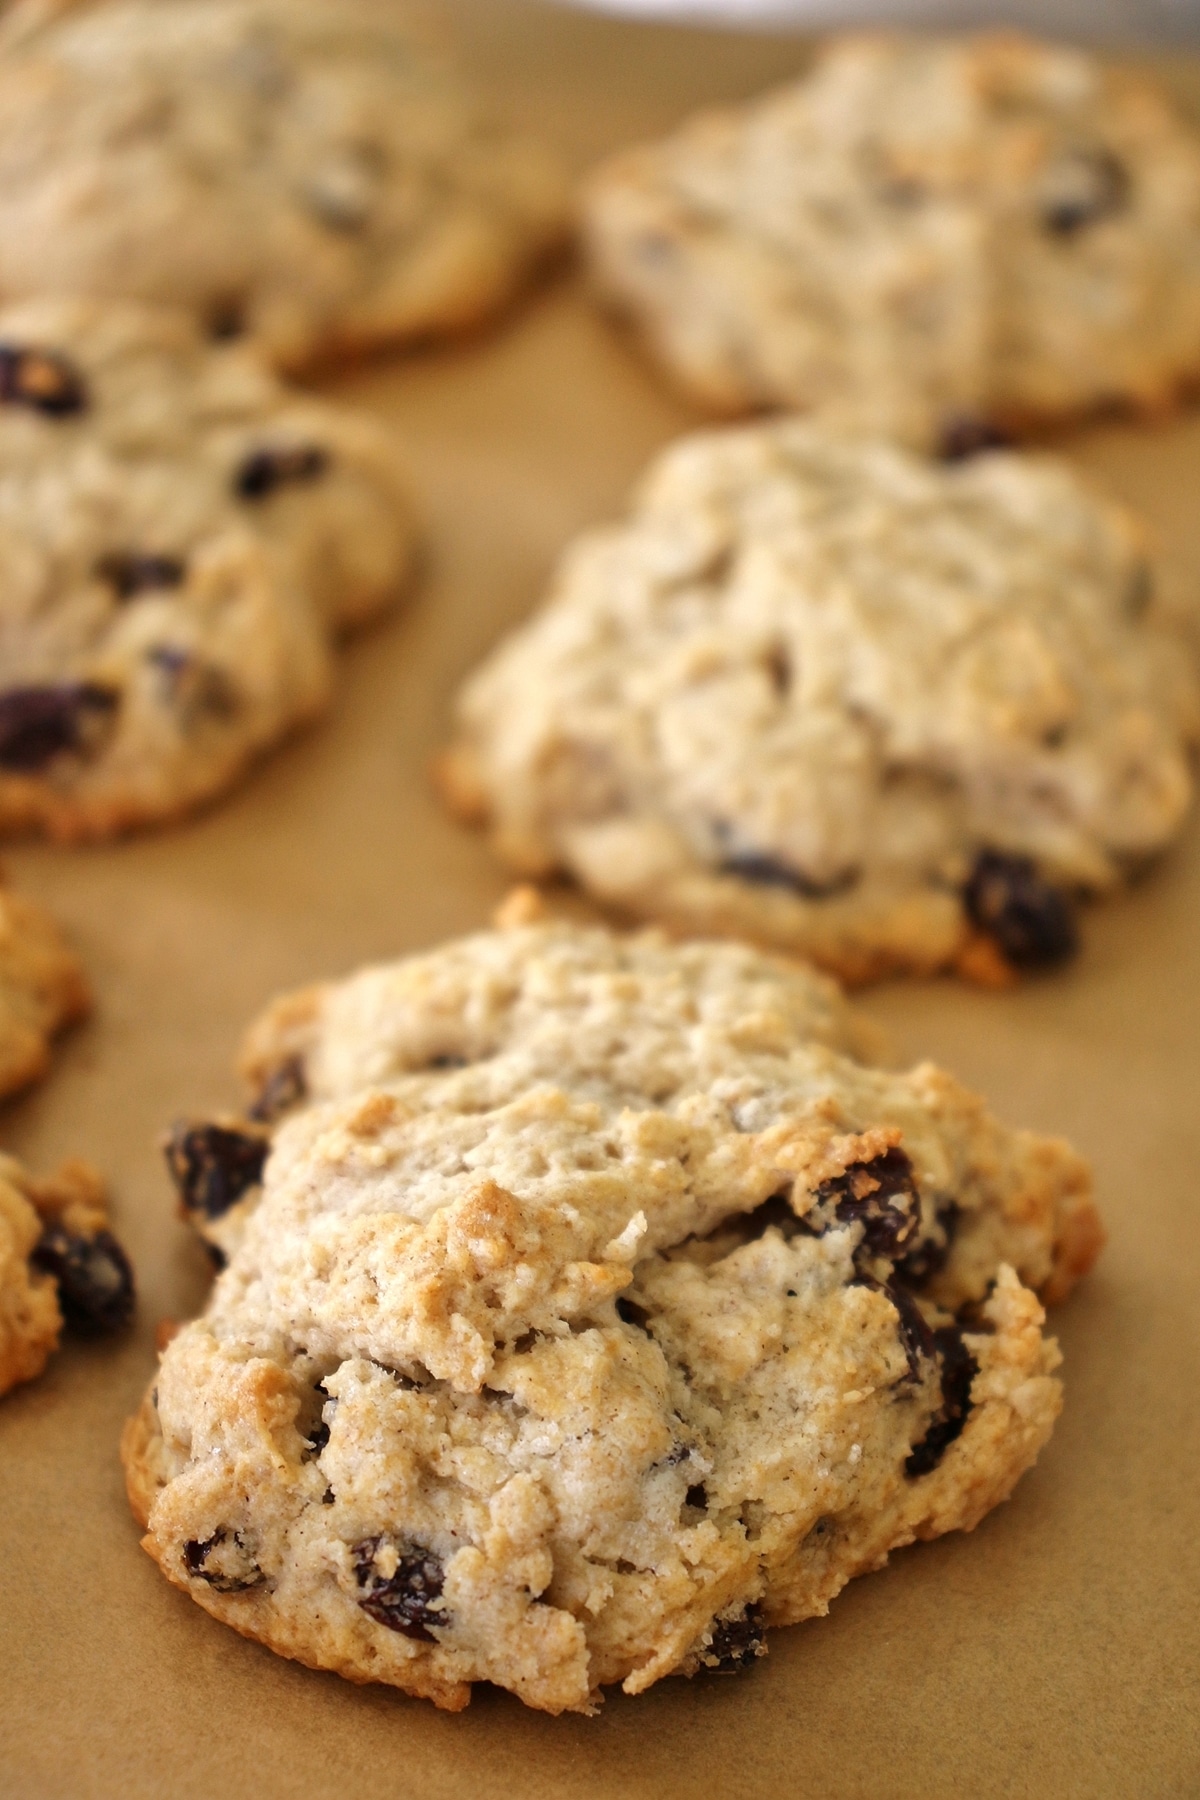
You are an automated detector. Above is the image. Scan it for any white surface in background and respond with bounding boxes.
[552,0,1200,43]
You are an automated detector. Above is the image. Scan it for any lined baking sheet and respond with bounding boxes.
[2,4,1198,1795]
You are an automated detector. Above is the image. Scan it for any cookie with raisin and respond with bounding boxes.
[441,422,1198,983]
[0,0,568,370]
[584,32,1200,446]
[0,1154,134,1398]
[0,297,416,838]
[125,915,1102,1712]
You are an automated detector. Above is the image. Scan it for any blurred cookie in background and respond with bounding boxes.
[0,298,417,839]
[0,0,570,370]
[584,33,1200,449]
[0,872,89,1098]
[441,421,1199,985]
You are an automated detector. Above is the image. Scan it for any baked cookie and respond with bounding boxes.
[0,874,89,1096]
[127,915,1102,1713]
[584,32,1200,448]
[441,423,1199,984]
[0,297,417,839]
[0,1153,134,1398]
[0,0,569,370]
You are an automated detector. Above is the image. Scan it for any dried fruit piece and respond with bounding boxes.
[0,342,87,414]
[95,551,186,599]
[353,1537,447,1640]
[30,1222,135,1333]
[964,850,1078,969]
[905,1326,979,1477]
[183,1531,263,1592]
[0,683,118,771]
[164,1122,268,1221]
[234,444,328,501]
[697,1603,767,1673]
[1041,148,1129,236]
[812,1146,922,1268]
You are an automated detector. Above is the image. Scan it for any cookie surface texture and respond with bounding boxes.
[128,919,1103,1712]
[0,0,569,369]
[0,297,417,838]
[0,876,89,1095]
[443,422,1199,983]
[584,31,1200,446]
[0,1154,133,1397]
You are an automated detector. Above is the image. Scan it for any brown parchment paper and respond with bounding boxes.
[2,5,1200,1795]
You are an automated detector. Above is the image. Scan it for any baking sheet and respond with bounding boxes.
[3,4,1200,1795]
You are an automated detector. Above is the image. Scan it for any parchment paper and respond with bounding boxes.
[2,5,1198,1795]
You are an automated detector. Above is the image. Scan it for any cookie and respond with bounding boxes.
[0,297,417,839]
[126,915,1102,1713]
[0,0,569,370]
[441,422,1199,984]
[0,874,89,1097]
[0,1153,134,1398]
[584,32,1200,448]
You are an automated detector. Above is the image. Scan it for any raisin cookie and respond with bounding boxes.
[125,915,1102,1713]
[440,422,1199,985]
[0,1153,134,1398]
[0,874,89,1096]
[0,0,569,370]
[584,32,1200,449]
[0,297,416,839]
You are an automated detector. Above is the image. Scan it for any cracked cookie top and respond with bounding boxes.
[128,917,1101,1712]
[442,423,1199,983]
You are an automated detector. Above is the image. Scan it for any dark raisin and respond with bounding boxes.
[720,850,859,900]
[0,343,87,415]
[247,1055,307,1122]
[964,850,1078,969]
[698,1603,767,1674]
[883,1278,936,1380]
[206,1242,228,1272]
[0,683,118,771]
[234,444,328,501]
[353,1537,446,1640]
[905,1326,978,1477]
[814,1146,921,1267]
[616,1296,652,1331]
[183,1530,263,1592]
[164,1122,268,1221]
[1041,147,1129,236]
[938,414,1013,461]
[31,1224,135,1334]
[304,1419,331,1459]
[895,1202,960,1289]
[95,551,186,600]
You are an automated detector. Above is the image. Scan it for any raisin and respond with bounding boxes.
[698,1603,767,1673]
[1041,148,1129,236]
[0,683,118,771]
[183,1530,262,1592]
[234,444,328,501]
[814,1146,921,1267]
[164,1122,268,1220]
[31,1224,135,1333]
[964,850,1078,969]
[895,1202,960,1289]
[0,343,87,415]
[883,1278,936,1379]
[247,1055,307,1122]
[938,414,1013,461]
[353,1537,447,1639]
[95,551,186,600]
[720,851,858,899]
[905,1326,978,1477]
